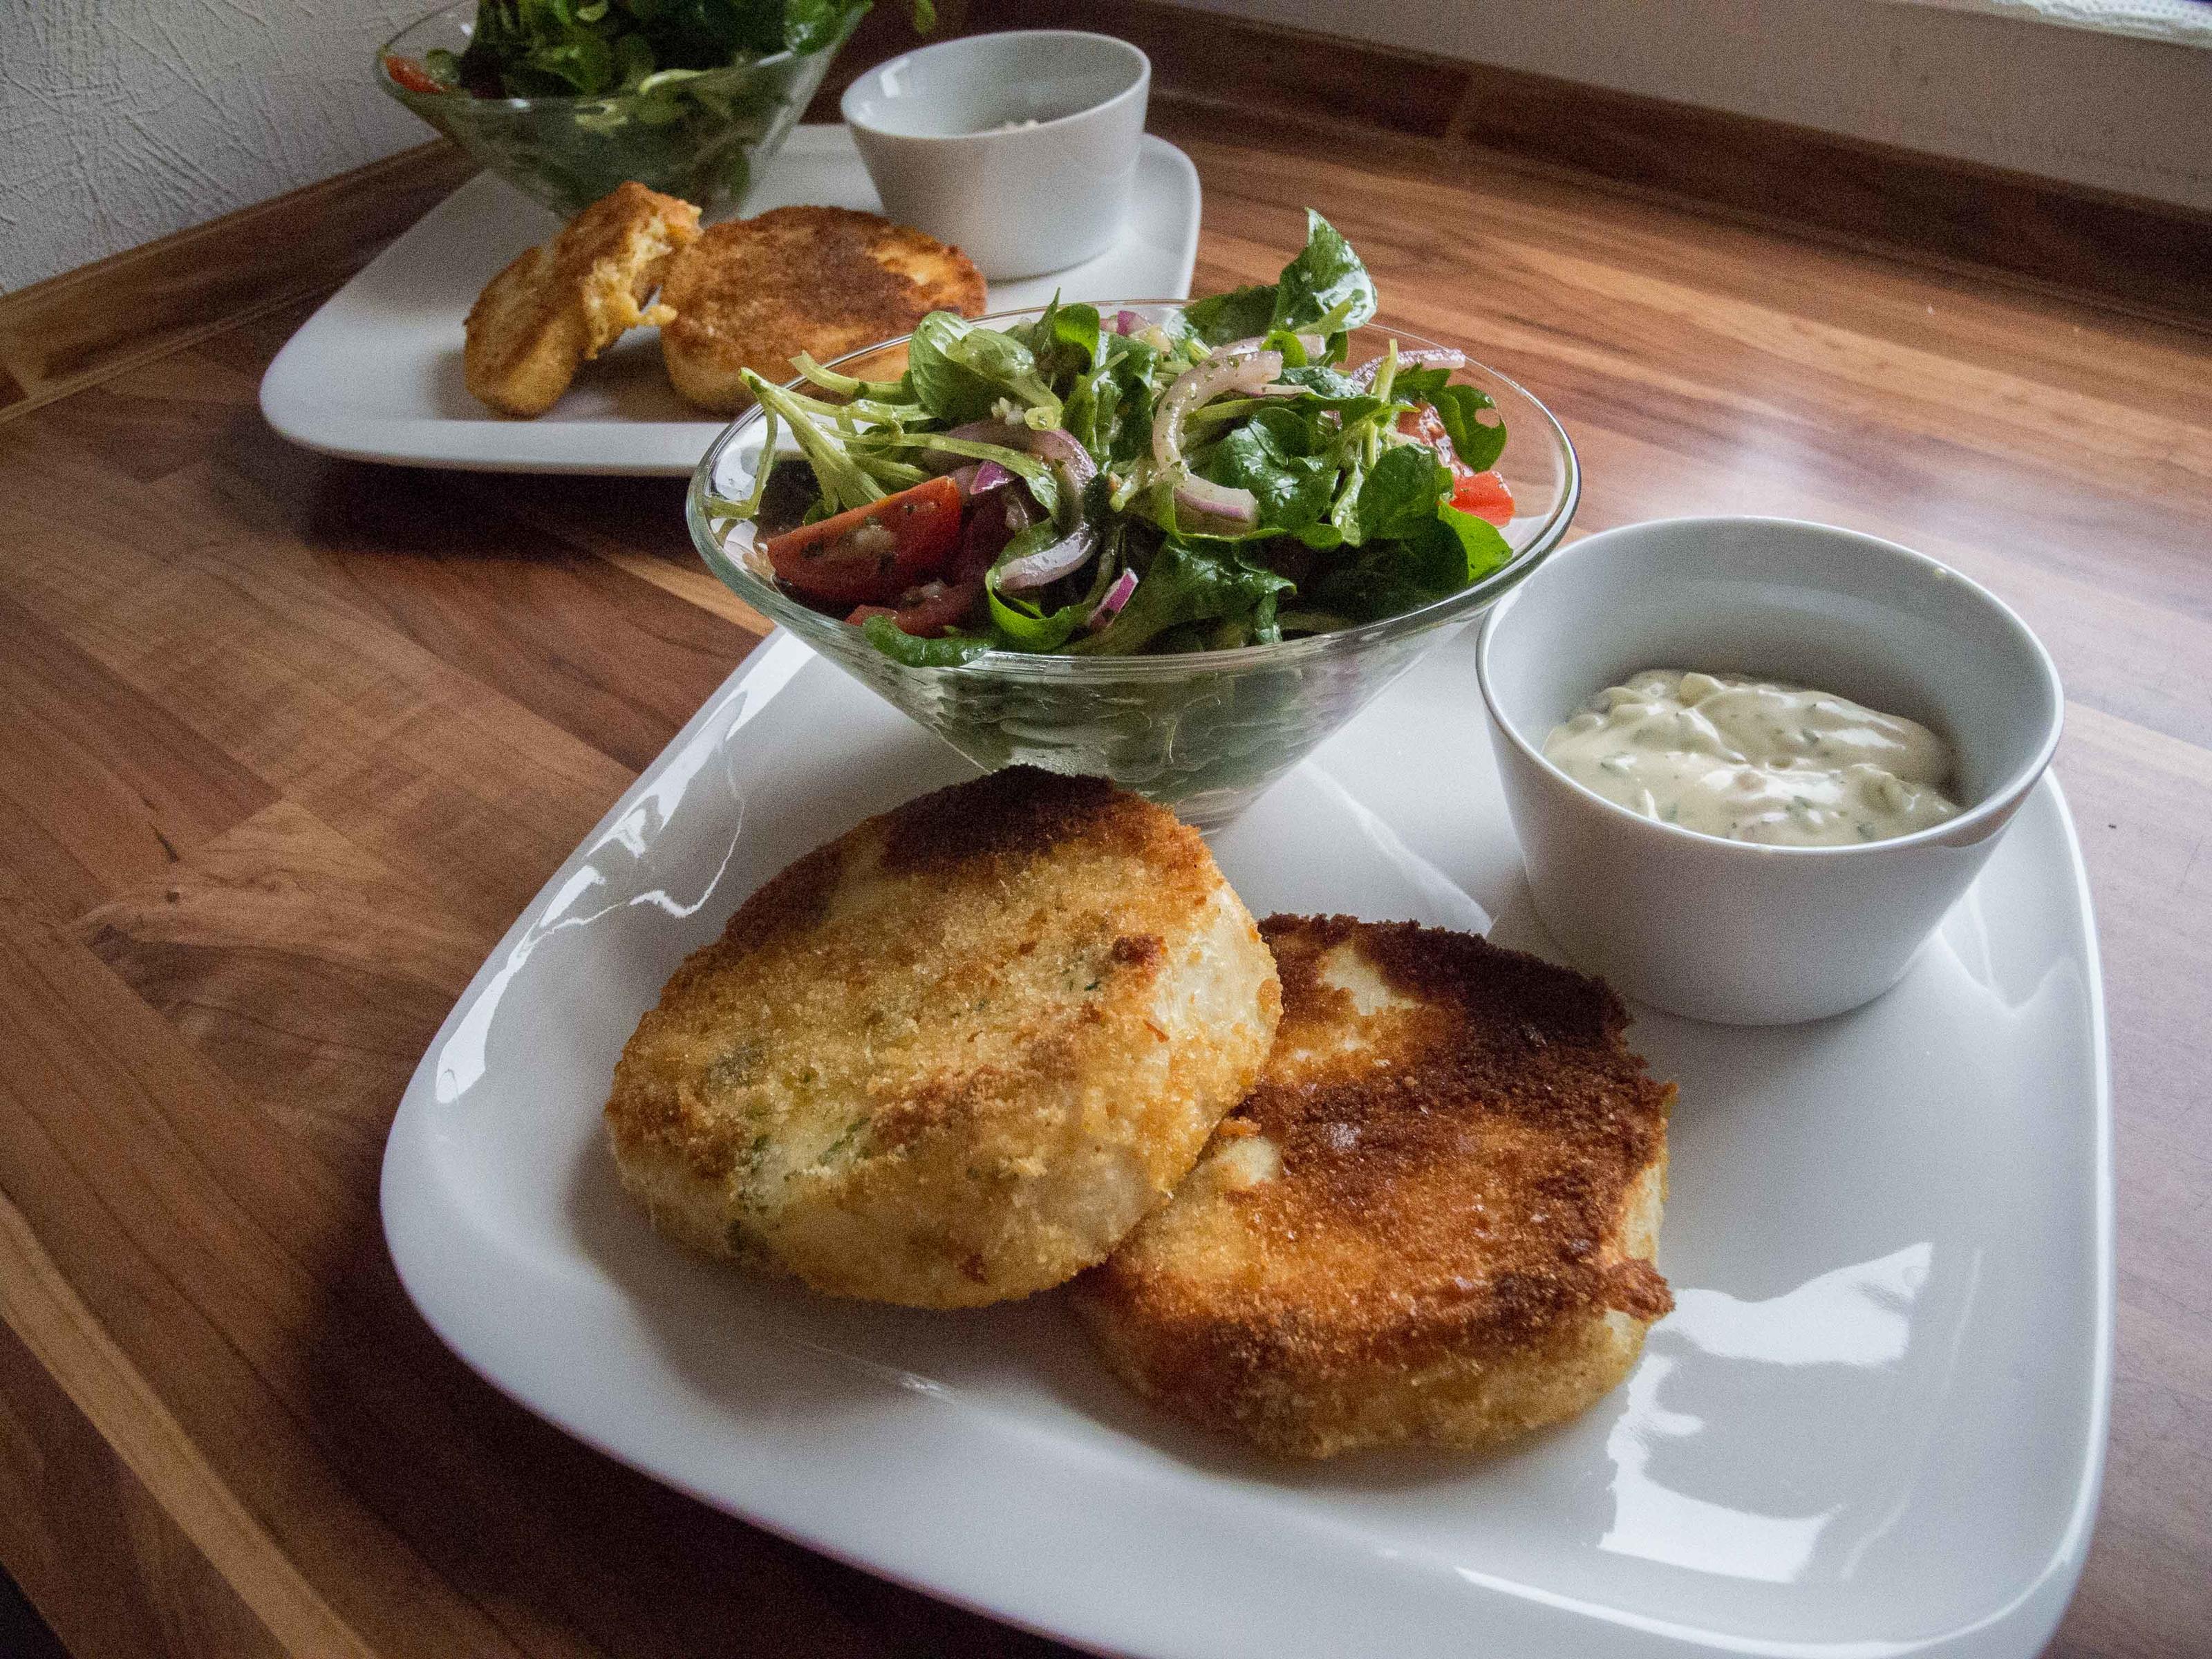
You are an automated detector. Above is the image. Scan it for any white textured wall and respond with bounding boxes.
[1177,0,2212,214]
[0,0,433,292]
[5,0,2204,294]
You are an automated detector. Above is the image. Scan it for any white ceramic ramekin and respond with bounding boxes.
[840,30,1149,279]
[1477,516,2064,1025]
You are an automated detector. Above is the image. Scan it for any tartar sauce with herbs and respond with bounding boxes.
[1541,669,1962,846]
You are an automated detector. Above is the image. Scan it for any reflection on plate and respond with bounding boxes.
[260,126,1202,476]
[384,628,2110,1659]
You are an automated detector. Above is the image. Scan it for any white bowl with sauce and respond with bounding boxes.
[840,31,1150,279]
[1477,516,2064,1024]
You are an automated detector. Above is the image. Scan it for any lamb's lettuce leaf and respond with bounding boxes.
[1349,444,1450,544]
[860,613,991,666]
[1271,211,1376,335]
[1427,384,1507,472]
[1183,212,1374,346]
[1430,502,1515,581]
[1182,283,1277,348]
[1072,542,1292,655]
[1200,406,1335,534]
[903,313,1062,427]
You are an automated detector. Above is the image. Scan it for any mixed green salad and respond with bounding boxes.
[386,0,932,99]
[711,214,1519,666]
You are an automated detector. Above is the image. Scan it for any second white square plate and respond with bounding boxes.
[260,125,1201,475]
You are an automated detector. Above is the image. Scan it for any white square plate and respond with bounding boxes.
[382,628,2111,1659]
[260,125,1201,476]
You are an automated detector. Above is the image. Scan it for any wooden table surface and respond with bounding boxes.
[1,113,2206,1659]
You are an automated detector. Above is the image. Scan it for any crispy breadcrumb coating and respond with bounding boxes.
[604,769,1281,1308]
[1077,915,1674,1459]
[658,205,986,413]
[464,180,700,417]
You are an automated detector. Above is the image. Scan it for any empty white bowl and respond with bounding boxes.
[1478,516,2064,1024]
[840,30,1149,279]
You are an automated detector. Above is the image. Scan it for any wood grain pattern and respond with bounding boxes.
[0,102,2207,1659]
[0,144,478,425]
[0,1185,371,1659]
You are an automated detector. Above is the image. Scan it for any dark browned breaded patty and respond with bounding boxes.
[658,205,986,412]
[1076,915,1674,1459]
[604,768,1281,1309]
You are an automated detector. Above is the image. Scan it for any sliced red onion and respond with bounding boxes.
[1087,569,1138,630]
[988,426,1107,591]
[1019,423,1097,490]
[924,422,1094,499]
[1112,309,1146,336]
[945,418,1024,444]
[948,463,980,496]
[1153,346,1284,471]
[1220,333,1327,359]
[1349,347,1466,390]
[996,525,1099,593]
[1173,474,1260,533]
[970,459,1013,494]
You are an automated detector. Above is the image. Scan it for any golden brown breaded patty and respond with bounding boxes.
[658,205,987,413]
[604,768,1281,1308]
[1076,915,1674,1460]
[464,180,701,416]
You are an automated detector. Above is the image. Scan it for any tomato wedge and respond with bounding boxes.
[845,484,1020,638]
[1450,468,1515,526]
[847,578,981,638]
[765,476,963,607]
[382,54,447,95]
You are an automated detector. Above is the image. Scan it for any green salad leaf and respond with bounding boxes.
[1027,298,1102,379]
[904,314,1063,428]
[1427,384,1508,472]
[861,614,991,666]
[1201,406,1337,534]
[1350,444,1450,545]
[1272,210,1378,335]
[1183,284,1279,348]
[1074,543,1293,656]
[1430,503,1517,581]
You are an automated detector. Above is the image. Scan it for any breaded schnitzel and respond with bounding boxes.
[1077,915,1674,1459]
[658,205,986,413]
[604,768,1281,1309]
[464,180,700,416]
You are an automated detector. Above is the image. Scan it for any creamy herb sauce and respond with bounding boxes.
[1541,669,1962,846]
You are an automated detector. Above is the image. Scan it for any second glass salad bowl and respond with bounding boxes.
[377,0,849,218]
[690,306,1580,827]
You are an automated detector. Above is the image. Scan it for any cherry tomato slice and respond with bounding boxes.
[382,54,447,95]
[1450,468,1515,525]
[844,488,1016,638]
[765,476,963,607]
[847,577,980,637]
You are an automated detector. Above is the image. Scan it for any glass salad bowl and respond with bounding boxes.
[376,0,851,218]
[688,306,1581,827]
